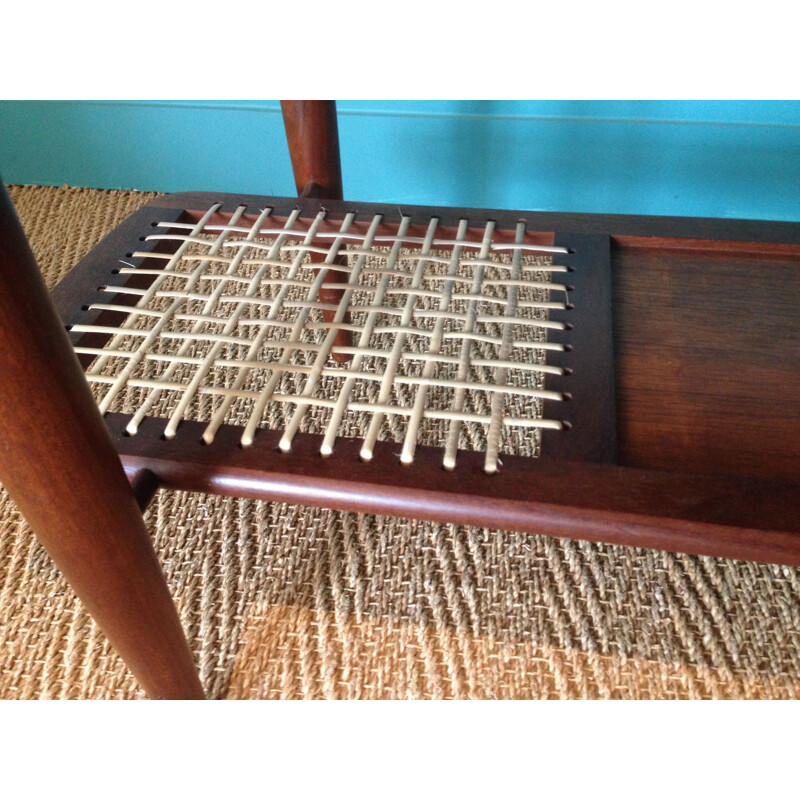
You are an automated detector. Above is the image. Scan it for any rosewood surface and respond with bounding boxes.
[0,185,204,699]
[105,413,800,566]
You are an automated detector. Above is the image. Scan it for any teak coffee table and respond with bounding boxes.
[1,101,798,698]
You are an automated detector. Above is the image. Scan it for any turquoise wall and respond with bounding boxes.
[1,100,799,221]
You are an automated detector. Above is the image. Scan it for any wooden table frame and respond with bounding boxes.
[54,191,800,568]
[1,101,798,699]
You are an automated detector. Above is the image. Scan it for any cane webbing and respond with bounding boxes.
[71,203,573,472]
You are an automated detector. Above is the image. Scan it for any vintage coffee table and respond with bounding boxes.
[1,102,798,698]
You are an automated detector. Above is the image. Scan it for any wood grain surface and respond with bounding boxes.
[0,184,204,699]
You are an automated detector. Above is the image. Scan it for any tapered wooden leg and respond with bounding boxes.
[281,100,352,361]
[281,100,344,201]
[0,183,204,699]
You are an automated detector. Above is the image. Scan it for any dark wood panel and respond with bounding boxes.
[613,244,800,481]
[543,233,616,463]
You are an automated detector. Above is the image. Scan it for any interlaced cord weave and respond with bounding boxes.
[71,203,572,472]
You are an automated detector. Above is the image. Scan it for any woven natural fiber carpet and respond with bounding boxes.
[2,185,800,700]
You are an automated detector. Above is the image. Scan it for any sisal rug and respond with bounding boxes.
[1,184,799,700]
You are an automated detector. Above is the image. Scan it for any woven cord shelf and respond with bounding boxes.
[61,198,616,473]
[50,192,800,574]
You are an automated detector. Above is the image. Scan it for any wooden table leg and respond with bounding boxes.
[281,100,352,362]
[0,184,204,699]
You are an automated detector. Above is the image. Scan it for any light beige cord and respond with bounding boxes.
[73,206,570,470]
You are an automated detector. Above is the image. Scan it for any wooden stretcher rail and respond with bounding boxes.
[110,414,800,566]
